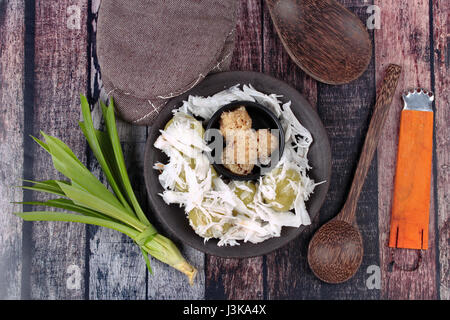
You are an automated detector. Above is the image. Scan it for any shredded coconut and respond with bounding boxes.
[154,84,321,246]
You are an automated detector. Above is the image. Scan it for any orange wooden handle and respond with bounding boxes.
[389,109,434,250]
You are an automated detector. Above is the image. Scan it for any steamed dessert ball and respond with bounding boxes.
[176,159,216,192]
[233,181,257,207]
[164,114,204,139]
[188,208,231,238]
[256,129,279,164]
[262,168,301,212]
[219,106,252,141]
[164,114,208,191]
[210,166,218,179]
[174,158,196,192]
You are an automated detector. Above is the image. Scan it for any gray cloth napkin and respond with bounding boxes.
[97,0,238,125]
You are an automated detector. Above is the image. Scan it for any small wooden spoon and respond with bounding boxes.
[266,0,372,84]
[307,64,402,283]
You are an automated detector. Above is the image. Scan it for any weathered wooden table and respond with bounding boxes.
[0,0,448,300]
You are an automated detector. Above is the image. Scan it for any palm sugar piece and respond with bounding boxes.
[222,130,258,175]
[257,129,279,164]
[229,129,258,164]
[222,148,254,175]
[219,106,252,141]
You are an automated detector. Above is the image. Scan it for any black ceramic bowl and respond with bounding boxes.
[204,101,285,181]
[144,71,331,258]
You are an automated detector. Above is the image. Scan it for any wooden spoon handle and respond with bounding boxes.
[339,64,402,223]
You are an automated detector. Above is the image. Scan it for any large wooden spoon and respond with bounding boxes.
[266,0,372,84]
[307,64,402,283]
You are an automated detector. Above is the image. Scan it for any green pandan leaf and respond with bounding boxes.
[15,95,197,284]
[102,99,150,226]
[14,211,138,239]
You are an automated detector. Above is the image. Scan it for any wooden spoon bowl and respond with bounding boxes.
[308,220,363,283]
[266,0,372,84]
